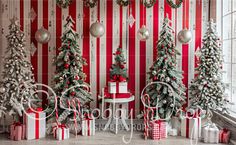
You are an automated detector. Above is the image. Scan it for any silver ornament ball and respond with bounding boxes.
[137,25,150,41]
[90,21,105,38]
[35,27,51,44]
[0,87,6,93]
[178,28,192,44]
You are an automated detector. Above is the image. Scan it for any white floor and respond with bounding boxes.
[0,131,228,145]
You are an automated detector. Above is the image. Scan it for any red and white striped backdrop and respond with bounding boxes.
[0,0,209,117]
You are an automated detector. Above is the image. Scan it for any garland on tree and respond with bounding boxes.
[146,17,186,119]
[110,47,129,81]
[189,20,230,115]
[0,17,38,119]
[166,0,183,9]
[47,16,93,125]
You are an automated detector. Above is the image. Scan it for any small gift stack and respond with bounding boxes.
[181,113,201,139]
[82,114,95,136]
[23,108,46,140]
[10,122,25,141]
[53,124,70,140]
[202,123,219,144]
[219,128,231,144]
[149,120,167,140]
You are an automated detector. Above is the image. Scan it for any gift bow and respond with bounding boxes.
[223,128,229,133]
[26,107,43,113]
[13,122,22,127]
[111,75,126,82]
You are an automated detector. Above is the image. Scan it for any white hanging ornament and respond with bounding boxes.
[137,25,150,41]
[127,14,135,28]
[35,26,51,44]
[178,28,192,44]
[90,20,105,38]
[0,87,6,93]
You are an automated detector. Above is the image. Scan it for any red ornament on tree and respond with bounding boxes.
[116,51,121,55]
[153,76,158,81]
[120,64,125,69]
[75,76,79,80]
[64,63,70,69]
[71,91,76,96]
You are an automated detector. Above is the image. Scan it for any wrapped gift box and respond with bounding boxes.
[108,81,128,94]
[53,124,70,141]
[202,123,219,144]
[169,128,178,136]
[170,117,181,135]
[23,108,46,140]
[181,117,201,139]
[149,120,167,140]
[219,129,230,144]
[10,122,25,141]
[82,116,95,136]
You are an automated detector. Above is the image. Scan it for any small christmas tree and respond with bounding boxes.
[146,17,186,119]
[48,16,93,124]
[0,17,38,119]
[110,47,128,81]
[189,20,229,115]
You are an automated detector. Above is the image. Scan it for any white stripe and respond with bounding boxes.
[188,0,196,104]
[202,0,209,36]
[135,0,140,116]
[99,0,107,110]
[122,7,128,65]
[113,2,120,61]
[77,0,83,55]
[24,0,31,60]
[48,0,56,87]
[90,6,97,109]
[176,2,183,72]
[159,0,165,33]
[37,0,43,87]
[146,6,153,83]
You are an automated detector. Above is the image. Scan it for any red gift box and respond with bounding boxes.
[219,129,230,144]
[104,87,131,99]
[149,120,167,140]
[10,122,25,141]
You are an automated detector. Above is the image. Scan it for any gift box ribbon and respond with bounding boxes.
[185,112,200,138]
[53,124,66,140]
[27,107,43,139]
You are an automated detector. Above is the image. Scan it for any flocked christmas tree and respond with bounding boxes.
[0,17,38,119]
[189,20,229,115]
[47,16,93,124]
[110,47,129,81]
[146,17,186,119]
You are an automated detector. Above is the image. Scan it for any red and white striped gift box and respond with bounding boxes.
[149,120,167,140]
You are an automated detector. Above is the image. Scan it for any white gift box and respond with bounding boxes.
[202,123,219,144]
[108,81,128,93]
[23,108,46,140]
[82,119,95,136]
[53,125,70,141]
[171,117,181,135]
[169,128,178,136]
[181,117,201,139]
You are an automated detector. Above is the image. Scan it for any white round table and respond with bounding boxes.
[102,91,134,134]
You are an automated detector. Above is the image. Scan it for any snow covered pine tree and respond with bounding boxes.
[146,17,186,119]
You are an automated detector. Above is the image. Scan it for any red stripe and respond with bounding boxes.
[164,0,172,19]
[153,1,159,60]
[56,5,62,56]
[182,0,189,108]
[69,0,76,30]
[139,2,146,111]
[128,0,136,117]
[96,0,100,108]
[20,0,24,31]
[31,0,38,82]
[42,0,48,107]
[106,0,113,83]
[83,6,90,83]
[195,0,202,69]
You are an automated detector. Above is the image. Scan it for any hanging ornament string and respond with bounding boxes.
[166,0,183,9]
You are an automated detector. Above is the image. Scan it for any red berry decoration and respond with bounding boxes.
[64,63,70,69]
[153,76,158,81]
[120,65,125,69]
[67,81,70,85]
[71,91,76,96]
[75,76,79,80]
